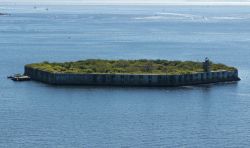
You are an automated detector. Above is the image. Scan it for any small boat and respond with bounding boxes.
[8,74,31,81]
[11,75,31,81]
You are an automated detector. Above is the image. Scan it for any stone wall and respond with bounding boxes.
[24,66,240,86]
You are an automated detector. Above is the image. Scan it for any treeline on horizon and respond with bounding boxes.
[26,59,236,74]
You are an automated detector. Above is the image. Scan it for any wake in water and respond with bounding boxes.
[133,12,250,22]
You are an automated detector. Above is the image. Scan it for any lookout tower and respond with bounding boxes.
[203,57,211,72]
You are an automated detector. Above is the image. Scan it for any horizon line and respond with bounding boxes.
[3,2,250,6]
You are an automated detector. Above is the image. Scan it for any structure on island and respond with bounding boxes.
[24,58,240,86]
[203,57,210,72]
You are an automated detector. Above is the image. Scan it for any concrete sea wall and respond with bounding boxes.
[25,66,240,86]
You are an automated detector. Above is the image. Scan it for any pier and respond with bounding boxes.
[8,74,31,81]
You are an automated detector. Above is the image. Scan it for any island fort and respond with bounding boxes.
[22,58,240,86]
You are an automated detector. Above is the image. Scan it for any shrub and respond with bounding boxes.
[26,59,236,74]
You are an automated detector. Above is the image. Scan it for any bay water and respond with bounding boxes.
[0,5,250,147]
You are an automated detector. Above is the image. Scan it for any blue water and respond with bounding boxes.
[0,5,250,147]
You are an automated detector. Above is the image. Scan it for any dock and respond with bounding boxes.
[8,74,31,81]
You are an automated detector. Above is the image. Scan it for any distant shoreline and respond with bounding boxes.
[2,3,250,6]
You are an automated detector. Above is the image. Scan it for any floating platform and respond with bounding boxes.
[8,74,31,81]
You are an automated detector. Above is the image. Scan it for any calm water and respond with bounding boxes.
[0,5,250,147]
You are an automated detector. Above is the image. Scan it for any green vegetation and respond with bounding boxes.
[26,59,236,75]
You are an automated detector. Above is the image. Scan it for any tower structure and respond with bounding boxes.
[203,57,211,72]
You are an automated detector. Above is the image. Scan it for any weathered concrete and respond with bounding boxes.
[24,66,240,86]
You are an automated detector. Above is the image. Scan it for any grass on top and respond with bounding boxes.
[26,59,236,75]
